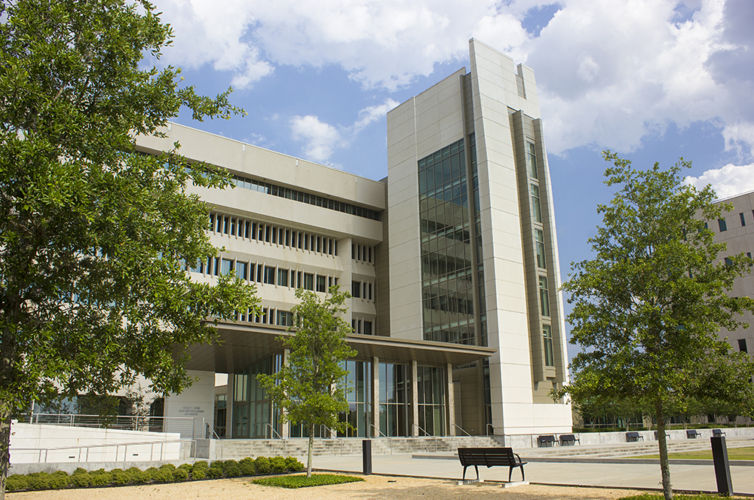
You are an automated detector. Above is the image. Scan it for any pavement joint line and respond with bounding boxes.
[313,468,754,496]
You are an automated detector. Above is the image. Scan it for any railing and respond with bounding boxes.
[370,424,392,454]
[454,424,471,437]
[486,423,495,436]
[264,423,282,439]
[319,425,334,438]
[12,439,194,465]
[17,413,196,438]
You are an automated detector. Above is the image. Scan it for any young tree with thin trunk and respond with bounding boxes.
[0,1,259,496]
[258,286,357,477]
[560,151,754,500]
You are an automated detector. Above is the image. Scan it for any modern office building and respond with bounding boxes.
[709,191,754,358]
[134,39,572,440]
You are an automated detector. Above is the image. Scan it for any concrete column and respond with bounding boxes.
[280,349,290,439]
[447,363,455,436]
[372,357,380,437]
[225,373,234,439]
[411,360,419,437]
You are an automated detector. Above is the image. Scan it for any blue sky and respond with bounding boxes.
[154,0,754,357]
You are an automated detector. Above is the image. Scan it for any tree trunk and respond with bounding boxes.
[656,403,672,500]
[0,405,11,500]
[307,423,314,478]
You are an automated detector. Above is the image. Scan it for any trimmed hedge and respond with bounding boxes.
[5,456,304,493]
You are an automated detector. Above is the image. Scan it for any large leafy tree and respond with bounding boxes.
[0,0,259,495]
[258,286,357,477]
[561,152,754,500]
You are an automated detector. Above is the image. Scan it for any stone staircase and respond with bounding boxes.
[520,438,754,459]
[212,435,505,459]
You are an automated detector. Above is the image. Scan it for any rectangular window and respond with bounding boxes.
[256,264,263,283]
[725,257,733,267]
[363,320,372,335]
[278,268,289,287]
[236,261,248,281]
[209,213,215,231]
[317,236,321,253]
[538,276,550,317]
[304,273,314,290]
[271,226,277,244]
[220,258,233,276]
[535,229,546,269]
[264,266,275,285]
[738,339,748,353]
[543,324,554,366]
[525,141,538,179]
[741,212,746,227]
[230,218,235,236]
[352,280,362,298]
[316,275,326,292]
[251,222,257,240]
[277,310,293,327]
[530,184,542,223]
[718,218,727,232]
[265,225,271,242]
[304,234,309,250]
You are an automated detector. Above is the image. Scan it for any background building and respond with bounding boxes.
[134,39,571,440]
[710,191,754,358]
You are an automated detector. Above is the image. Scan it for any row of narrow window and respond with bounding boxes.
[209,211,338,256]
[230,174,381,221]
[236,306,294,327]
[189,256,338,292]
[351,280,374,301]
[352,243,375,263]
[352,318,374,335]
[715,211,754,232]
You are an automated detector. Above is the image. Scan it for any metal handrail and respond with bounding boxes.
[454,424,472,436]
[319,424,335,438]
[12,438,193,464]
[370,424,393,454]
[486,423,495,436]
[265,423,282,439]
[416,425,430,437]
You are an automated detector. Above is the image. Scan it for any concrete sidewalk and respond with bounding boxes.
[313,453,754,495]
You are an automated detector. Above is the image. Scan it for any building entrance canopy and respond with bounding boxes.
[182,322,495,373]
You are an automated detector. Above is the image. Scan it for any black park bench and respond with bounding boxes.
[537,434,557,447]
[559,434,580,446]
[686,429,702,439]
[713,429,726,437]
[626,431,644,442]
[458,447,527,482]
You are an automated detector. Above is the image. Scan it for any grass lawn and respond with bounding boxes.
[252,473,364,488]
[628,446,754,460]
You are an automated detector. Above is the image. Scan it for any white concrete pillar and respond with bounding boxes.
[447,363,455,436]
[411,360,419,437]
[225,373,234,439]
[372,356,380,437]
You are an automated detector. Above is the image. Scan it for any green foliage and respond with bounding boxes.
[88,469,112,487]
[147,466,173,483]
[69,471,93,488]
[285,456,304,472]
[26,472,70,490]
[5,474,29,492]
[207,461,225,479]
[110,468,131,486]
[257,286,357,475]
[191,460,209,480]
[238,457,256,476]
[126,467,150,484]
[270,456,287,473]
[172,467,189,482]
[254,456,272,475]
[221,459,241,478]
[252,473,364,489]
[561,152,754,499]
[0,0,261,493]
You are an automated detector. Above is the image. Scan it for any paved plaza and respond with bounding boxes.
[314,451,754,496]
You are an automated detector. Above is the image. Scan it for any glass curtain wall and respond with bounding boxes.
[231,355,282,438]
[378,362,410,436]
[418,139,477,344]
[417,365,446,436]
[337,360,372,437]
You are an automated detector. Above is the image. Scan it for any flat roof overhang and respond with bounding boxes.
[180,321,496,373]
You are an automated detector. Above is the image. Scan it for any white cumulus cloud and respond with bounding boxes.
[685,163,754,199]
[290,115,343,163]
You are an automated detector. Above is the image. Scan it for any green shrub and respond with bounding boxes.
[191,466,207,480]
[159,463,176,472]
[238,457,256,476]
[285,456,304,472]
[254,456,271,475]
[70,471,93,488]
[73,467,88,475]
[178,463,192,472]
[253,474,364,488]
[111,468,131,486]
[126,467,150,484]
[5,474,30,492]
[172,467,189,482]
[89,469,112,487]
[146,466,172,483]
[270,456,286,473]
[192,460,209,470]
[222,459,241,478]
